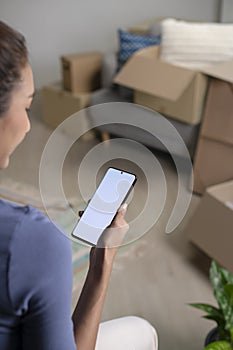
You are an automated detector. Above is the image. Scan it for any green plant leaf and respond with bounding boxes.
[229,328,233,344]
[190,303,224,327]
[190,303,222,315]
[203,317,230,341]
[222,269,233,285]
[224,285,233,308]
[203,315,225,329]
[210,261,233,330]
[204,340,232,350]
[190,302,226,336]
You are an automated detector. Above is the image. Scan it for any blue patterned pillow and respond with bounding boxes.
[117,29,161,71]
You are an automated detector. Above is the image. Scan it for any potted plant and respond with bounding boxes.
[190,260,233,350]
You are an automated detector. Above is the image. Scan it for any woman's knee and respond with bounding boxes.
[96,316,158,350]
[122,316,158,350]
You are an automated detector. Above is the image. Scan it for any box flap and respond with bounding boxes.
[206,179,233,202]
[114,47,197,101]
[61,51,102,63]
[201,61,233,83]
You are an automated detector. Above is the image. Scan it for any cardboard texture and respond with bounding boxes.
[201,60,233,84]
[193,77,233,194]
[193,137,233,194]
[61,52,103,93]
[114,46,233,125]
[188,180,233,274]
[200,78,233,145]
[114,46,208,124]
[42,82,90,129]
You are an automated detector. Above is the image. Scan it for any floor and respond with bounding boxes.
[0,97,217,350]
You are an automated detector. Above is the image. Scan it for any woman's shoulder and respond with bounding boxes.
[0,198,31,219]
[0,200,73,316]
[0,199,71,253]
[0,199,42,224]
[0,198,51,233]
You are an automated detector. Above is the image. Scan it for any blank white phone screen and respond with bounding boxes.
[72,168,136,245]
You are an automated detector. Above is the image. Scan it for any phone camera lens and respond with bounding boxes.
[121,171,123,174]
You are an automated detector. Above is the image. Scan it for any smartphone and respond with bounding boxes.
[72,167,137,246]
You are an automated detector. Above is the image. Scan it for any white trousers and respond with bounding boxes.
[95,316,158,350]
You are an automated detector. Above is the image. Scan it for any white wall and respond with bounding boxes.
[1,0,219,89]
[219,0,233,22]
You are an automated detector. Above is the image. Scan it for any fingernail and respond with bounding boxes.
[120,203,127,211]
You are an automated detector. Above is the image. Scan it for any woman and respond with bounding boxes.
[0,20,158,350]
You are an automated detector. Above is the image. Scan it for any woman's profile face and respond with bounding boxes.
[0,64,34,169]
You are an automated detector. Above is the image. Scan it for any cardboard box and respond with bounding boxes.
[42,82,90,130]
[193,136,233,194]
[200,78,233,144]
[188,180,233,274]
[114,46,207,124]
[61,52,103,93]
[114,46,233,125]
[193,76,233,194]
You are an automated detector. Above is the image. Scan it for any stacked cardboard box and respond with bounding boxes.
[193,74,233,194]
[42,82,90,130]
[61,52,103,93]
[114,46,233,126]
[114,46,208,125]
[187,180,233,274]
[42,52,103,131]
[114,46,233,194]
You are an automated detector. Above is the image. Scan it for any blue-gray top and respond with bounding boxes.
[0,200,76,350]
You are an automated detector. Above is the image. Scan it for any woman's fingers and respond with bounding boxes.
[78,203,129,248]
[111,203,128,227]
[97,203,129,248]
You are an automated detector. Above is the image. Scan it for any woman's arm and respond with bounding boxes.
[72,204,128,350]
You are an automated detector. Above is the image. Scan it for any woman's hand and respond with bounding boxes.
[79,204,129,278]
[72,204,129,350]
[97,203,129,248]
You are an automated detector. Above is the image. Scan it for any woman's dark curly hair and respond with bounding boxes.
[0,21,28,116]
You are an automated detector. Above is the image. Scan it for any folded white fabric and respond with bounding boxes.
[160,18,233,70]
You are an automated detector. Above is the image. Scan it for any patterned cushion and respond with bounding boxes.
[117,29,161,71]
